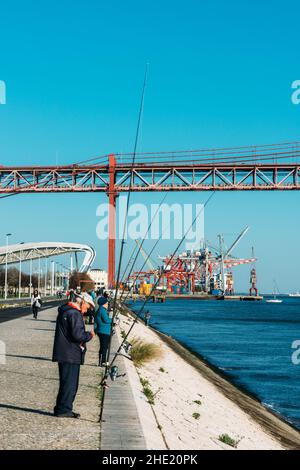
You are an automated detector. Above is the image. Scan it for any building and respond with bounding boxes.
[88,269,108,291]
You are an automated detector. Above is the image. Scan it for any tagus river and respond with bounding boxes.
[133,297,300,429]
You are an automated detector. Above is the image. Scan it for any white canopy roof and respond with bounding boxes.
[0,242,95,272]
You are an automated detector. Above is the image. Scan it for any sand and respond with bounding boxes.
[117,308,300,450]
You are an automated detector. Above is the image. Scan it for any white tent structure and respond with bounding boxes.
[0,242,95,272]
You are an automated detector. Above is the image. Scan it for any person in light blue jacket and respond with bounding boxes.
[94,297,112,366]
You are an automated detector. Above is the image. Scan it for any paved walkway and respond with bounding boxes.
[100,332,147,450]
[0,305,100,450]
[0,304,147,450]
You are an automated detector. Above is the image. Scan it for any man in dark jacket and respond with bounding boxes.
[52,292,95,418]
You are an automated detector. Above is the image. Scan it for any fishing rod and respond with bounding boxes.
[119,242,139,286]
[120,199,180,305]
[99,65,149,422]
[100,190,216,385]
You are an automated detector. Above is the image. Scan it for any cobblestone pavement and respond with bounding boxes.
[0,305,101,450]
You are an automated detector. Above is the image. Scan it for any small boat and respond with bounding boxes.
[266,280,283,303]
[289,292,300,297]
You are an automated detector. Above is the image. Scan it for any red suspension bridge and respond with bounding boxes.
[1,140,300,286]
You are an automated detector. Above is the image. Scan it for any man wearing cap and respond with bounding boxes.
[52,292,95,418]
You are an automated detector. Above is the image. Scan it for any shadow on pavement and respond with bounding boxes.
[0,403,54,417]
[6,354,52,362]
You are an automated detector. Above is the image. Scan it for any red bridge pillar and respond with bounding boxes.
[107,154,118,288]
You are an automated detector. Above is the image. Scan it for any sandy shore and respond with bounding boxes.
[118,307,300,450]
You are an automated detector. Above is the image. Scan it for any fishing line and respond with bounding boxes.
[101,190,216,385]
[99,65,149,423]
[118,191,169,303]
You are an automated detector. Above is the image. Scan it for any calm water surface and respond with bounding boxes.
[130,297,300,428]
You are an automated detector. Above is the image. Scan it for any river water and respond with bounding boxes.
[131,297,300,429]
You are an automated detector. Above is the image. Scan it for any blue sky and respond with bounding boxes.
[0,0,299,292]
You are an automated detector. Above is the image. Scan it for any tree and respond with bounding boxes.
[69,271,95,292]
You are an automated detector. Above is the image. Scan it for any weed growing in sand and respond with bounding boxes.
[192,412,200,420]
[194,400,202,406]
[143,386,155,405]
[218,434,240,448]
[159,367,165,373]
[140,377,150,388]
[96,386,103,400]
[140,376,156,405]
[130,338,162,366]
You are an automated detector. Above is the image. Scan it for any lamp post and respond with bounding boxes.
[59,263,63,291]
[44,257,48,297]
[55,262,59,293]
[29,258,33,298]
[38,257,41,293]
[18,242,24,299]
[51,261,55,296]
[4,233,12,300]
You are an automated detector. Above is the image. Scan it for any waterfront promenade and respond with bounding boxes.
[0,305,100,449]
[1,303,299,450]
[0,304,149,450]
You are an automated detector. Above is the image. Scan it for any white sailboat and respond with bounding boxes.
[289,292,300,298]
[266,280,283,303]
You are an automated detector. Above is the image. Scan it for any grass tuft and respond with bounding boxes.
[130,338,162,366]
[192,412,200,420]
[218,434,240,448]
[143,386,155,405]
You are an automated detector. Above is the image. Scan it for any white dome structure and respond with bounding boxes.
[0,242,95,272]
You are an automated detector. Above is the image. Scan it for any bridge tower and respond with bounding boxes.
[107,154,117,288]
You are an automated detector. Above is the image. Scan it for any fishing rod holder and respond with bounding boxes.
[122,341,133,354]
[110,365,118,381]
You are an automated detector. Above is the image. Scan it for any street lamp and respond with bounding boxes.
[4,233,12,300]
[29,258,33,298]
[51,260,55,296]
[18,242,24,299]
[38,257,41,293]
[44,257,48,297]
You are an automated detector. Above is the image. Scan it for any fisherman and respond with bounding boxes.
[52,291,95,418]
[94,296,112,367]
[144,310,151,327]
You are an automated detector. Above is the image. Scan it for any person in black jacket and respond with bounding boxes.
[52,292,95,418]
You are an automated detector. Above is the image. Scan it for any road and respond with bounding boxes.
[0,300,63,323]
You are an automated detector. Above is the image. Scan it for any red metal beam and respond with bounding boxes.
[0,158,299,288]
[107,154,117,288]
[0,163,299,192]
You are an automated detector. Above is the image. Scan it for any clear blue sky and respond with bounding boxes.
[0,0,299,292]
